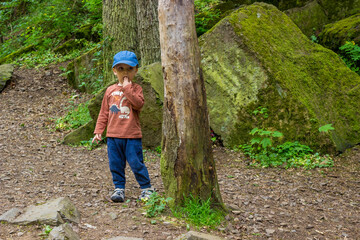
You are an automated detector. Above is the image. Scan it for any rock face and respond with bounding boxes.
[199,3,360,152]
[11,197,80,226]
[285,0,360,37]
[319,13,360,51]
[285,0,328,36]
[0,64,14,92]
[64,62,164,148]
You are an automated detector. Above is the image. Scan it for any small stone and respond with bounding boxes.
[266,229,275,234]
[306,225,314,229]
[232,211,241,215]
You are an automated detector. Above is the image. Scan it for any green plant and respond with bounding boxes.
[172,194,225,229]
[194,0,221,36]
[55,101,91,131]
[155,146,162,154]
[319,123,335,133]
[80,137,101,150]
[239,109,334,169]
[310,35,318,43]
[143,192,172,218]
[249,127,283,150]
[39,224,52,237]
[252,106,268,118]
[339,41,360,74]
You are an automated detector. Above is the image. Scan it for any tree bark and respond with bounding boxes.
[135,0,161,66]
[158,0,223,207]
[102,0,138,84]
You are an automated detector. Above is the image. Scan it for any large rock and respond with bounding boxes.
[319,13,360,51]
[64,62,164,149]
[0,64,14,92]
[318,0,360,22]
[11,197,80,226]
[199,2,360,152]
[285,0,328,36]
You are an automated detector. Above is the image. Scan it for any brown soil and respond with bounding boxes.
[0,66,359,240]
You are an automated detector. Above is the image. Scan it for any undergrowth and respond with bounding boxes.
[236,107,335,169]
[339,41,360,75]
[55,100,91,131]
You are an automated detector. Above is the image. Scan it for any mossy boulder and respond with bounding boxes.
[66,44,103,93]
[318,0,360,22]
[199,2,360,152]
[319,13,360,51]
[195,0,312,36]
[285,0,328,36]
[64,62,164,149]
[0,64,14,92]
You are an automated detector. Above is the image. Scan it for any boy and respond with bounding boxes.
[92,50,154,202]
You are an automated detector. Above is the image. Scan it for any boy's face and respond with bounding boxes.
[112,63,138,84]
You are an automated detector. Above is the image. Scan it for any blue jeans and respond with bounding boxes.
[107,138,151,189]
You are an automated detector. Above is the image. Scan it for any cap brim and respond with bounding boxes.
[112,60,138,68]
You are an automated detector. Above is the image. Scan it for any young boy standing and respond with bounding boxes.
[92,51,154,202]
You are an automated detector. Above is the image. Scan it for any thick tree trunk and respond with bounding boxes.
[102,0,138,84]
[135,0,161,66]
[158,0,223,207]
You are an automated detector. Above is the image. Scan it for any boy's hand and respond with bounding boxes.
[123,76,131,87]
[92,134,102,144]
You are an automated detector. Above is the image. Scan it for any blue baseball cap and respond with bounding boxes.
[112,51,139,68]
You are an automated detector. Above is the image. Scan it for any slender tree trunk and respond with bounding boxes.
[135,0,161,66]
[102,0,138,84]
[158,0,223,207]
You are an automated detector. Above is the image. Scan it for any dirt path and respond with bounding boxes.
[0,66,359,240]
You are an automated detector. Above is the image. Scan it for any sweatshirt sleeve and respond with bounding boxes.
[94,88,110,134]
[123,84,145,111]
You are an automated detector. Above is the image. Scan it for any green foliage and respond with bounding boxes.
[155,146,162,154]
[144,192,172,218]
[194,0,222,36]
[55,100,91,131]
[0,0,102,67]
[310,34,318,43]
[252,106,269,118]
[339,41,360,74]
[238,108,334,169]
[172,195,225,229]
[80,137,101,150]
[249,127,283,150]
[39,224,52,237]
[319,123,335,133]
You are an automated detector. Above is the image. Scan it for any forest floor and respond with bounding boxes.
[0,66,359,240]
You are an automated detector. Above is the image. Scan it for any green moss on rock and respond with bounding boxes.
[0,64,14,92]
[285,0,328,37]
[200,2,360,152]
[318,0,360,22]
[319,13,360,51]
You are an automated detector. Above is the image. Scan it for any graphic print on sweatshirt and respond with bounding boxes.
[109,91,130,119]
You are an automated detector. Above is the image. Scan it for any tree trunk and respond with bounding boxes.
[158,0,223,207]
[102,0,138,84]
[135,0,161,66]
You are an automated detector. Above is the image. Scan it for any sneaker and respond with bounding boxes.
[139,187,155,201]
[111,188,125,202]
